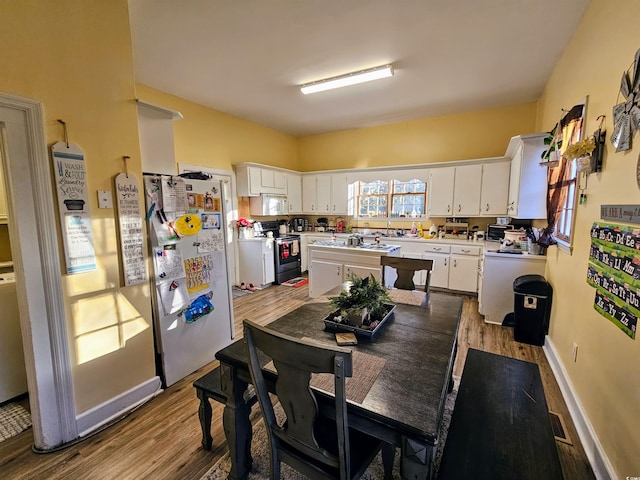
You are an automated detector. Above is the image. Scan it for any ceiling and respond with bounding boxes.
[128,0,590,137]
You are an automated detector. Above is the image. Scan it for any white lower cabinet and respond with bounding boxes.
[422,253,449,289]
[421,242,481,293]
[309,259,343,298]
[237,239,275,288]
[308,245,393,297]
[449,254,480,292]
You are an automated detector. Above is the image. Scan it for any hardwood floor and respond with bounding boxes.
[0,283,594,479]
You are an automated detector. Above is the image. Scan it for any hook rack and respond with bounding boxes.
[123,155,130,177]
[57,119,69,148]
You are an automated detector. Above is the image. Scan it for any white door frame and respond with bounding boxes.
[0,92,76,448]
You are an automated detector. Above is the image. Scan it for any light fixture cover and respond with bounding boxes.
[300,64,394,95]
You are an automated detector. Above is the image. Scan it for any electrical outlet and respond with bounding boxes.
[572,342,578,362]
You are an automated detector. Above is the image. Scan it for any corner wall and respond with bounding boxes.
[536,1,640,477]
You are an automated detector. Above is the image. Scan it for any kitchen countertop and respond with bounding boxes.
[308,241,401,254]
[301,232,547,258]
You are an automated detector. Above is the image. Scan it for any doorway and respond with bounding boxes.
[0,93,76,449]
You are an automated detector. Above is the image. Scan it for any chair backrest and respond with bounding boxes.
[380,256,433,293]
[243,319,354,479]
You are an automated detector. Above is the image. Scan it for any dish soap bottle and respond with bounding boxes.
[411,222,417,235]
[417,222,423,237]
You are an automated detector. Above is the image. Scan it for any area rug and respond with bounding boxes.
[233,287,252,299]
[0,402,31,442]
[280,277,308,288]
[201,376,460,480]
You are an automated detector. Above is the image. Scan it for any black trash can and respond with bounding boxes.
[513,274,553,346]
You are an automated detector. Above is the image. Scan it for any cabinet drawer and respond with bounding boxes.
[451,245,482,256]
[423,244,451,254]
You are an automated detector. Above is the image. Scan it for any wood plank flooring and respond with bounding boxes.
[0,283,594,479]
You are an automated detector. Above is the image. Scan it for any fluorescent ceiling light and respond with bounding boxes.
[300,64,394,95]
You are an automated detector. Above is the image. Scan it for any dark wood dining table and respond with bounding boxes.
[215,290,463,480]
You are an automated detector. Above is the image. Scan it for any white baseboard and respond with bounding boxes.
[543,337,616,480]
[76,376,163,437]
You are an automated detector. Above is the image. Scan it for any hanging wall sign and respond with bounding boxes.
[115,173,146,286]
[600,204,640,226]
[586,222,640,339]
[51,142,96,274]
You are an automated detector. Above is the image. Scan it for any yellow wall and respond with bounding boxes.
[135,85,299,171]
[536,0,640,476]
[0,0,155,413]
[298,103,537,170]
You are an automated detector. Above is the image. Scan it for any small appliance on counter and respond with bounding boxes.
[292,217,306,232]
[316,217,328,232]
[487,223,513,241]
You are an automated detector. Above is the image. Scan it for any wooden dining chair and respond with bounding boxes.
[380,256,434,306]
[243,319,391,480]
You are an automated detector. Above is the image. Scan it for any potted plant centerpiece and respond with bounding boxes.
[326,274,395,336]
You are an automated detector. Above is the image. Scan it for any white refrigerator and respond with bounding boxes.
[144,174,234,387]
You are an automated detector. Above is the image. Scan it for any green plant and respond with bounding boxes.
[329,274,392,327]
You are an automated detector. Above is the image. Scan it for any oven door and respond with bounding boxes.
[276,236,301,266]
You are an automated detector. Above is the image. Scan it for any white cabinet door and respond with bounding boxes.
[480,162,510,216]
[428,168,455,216]
[331,174,349,215]
[302,175,317,213]
[344,264,381,282]
[287,173,303,214]
[0,166,7,223]
[453,164,482,216]
[300,235,309,272]
[506,134,547,219]
[309,259,343,298]
[316,175,332,214]
[423,253,449,289]
[449,255,479,293]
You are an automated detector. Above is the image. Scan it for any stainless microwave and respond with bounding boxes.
[487,224,513,241]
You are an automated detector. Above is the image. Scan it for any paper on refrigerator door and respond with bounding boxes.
[157,278,190,315]
[197,229,224,253]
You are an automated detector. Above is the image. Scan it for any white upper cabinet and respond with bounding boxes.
[302,175,317,213]
[428,167,455,216]
[506,134,548,219]
[480,162,510,216]
[235,164,287,196]
[428,165,481,217]
[453,164,482,216]
[302,174,350,215]
[330,173,349,215]
[287,173,302,214]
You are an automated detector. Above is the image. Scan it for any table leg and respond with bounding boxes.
[401,436,435,480]
[220,363,253,480]
[196,389,213,450]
